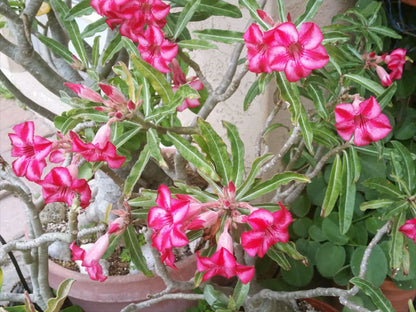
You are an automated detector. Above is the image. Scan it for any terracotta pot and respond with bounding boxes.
[48,255,197,312]
[380,279,416,312]
[303,298,339,312]
[401,0,416,6]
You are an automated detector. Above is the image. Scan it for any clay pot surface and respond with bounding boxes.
[380,279,416,312]
[401,0,416,6]
[48,255,197,312]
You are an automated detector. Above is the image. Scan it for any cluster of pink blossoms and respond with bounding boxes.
[243,10,329,82]
[148,183,293,284]
[90,0,177,73]
[8,121,125,208]
[364,48,407,87]
[334,96,392,146]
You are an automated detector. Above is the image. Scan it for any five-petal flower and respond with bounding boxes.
[8,121,52,182]
[334,96,392,146]
[241,203,292,257]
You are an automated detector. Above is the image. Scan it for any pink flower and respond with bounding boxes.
[334,96,392,146]
[196,248,254,284]
[137,25,178,73]
[187,210,219,230]
[171,59,204,112]
[70,127,126,169]
[241,203,292,258]
[8,121,52,182]
[41,167,91,208]
[375,65,393,87]
[69,233,110,282]
[243,23,280,73]
[399,219,416,244]
[270,22,329,82]
[148,185,190,268]
[385,48,406,80]
[64,83,103,103]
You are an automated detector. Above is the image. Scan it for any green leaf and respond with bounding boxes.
[65,0,94,20]
[316,243,346,278]
[172,0,242,18]
[362,178,403,199]
[351,245,388,288]
[350,277,394,312]
[382,200,409,220]
[113,127,142,149]
[232,280,250,310]
[244,73,272,111]
[131,55,174,105]
[368,26,401,39]
[124,146,151,198]
[147,129,168,168]
[276,0,286,23]
[389,212,406,276]
[45,279,75,312]
[81,17,107,39]
[266,247,291,270]
[236,153,274,200]
[306,84,328,120]
[121,37,141,57]
[198,119,232,185]
[223,121,245,188]
[238,0,269,29]
[275,72,313,153]
[140,76,152,116]
[193,29,244,43]
[344,74,384,95]
[204,285,229,310]
[360,199,395,211]
[377,82,397,109]
[239,172,310,202]
[92,36,100,68]
[174,0,201,39]
[281,257,313,287]
[167,132,220,181]
[123,225,153,277]
[51,0,88,65]
[101,33,122,65]
[338,150,356,234]
[294,0,322,25]
[177,39,218,50]
[390,141,415,193]
[321,154,342,217]
[37,34,74,64]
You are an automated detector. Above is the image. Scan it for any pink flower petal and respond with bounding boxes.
[298,22,324,50]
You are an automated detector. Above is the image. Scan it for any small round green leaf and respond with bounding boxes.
[316,242,346,278]
[281,258,314,287]
[351,245,388,287]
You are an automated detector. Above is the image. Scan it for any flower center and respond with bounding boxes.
[17,145,35,158]
[288,42,302,58]
[353,114,367,128]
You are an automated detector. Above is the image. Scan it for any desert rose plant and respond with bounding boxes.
[0,0,415,311]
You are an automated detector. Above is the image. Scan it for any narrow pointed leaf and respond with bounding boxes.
[244,73,272,111]
[276,0,286,23]
[272,242,308,263]
[123,225,153,277]
[360,199,394,211]
[147,129,168,168]
[377,82,397,109]
[131,56,173,105]
[306,84,328,120]
[65,0,94,20]
[275,72,314,153]
[295,0,323,25]
[368,26,401,39]
[382,200,409,220]
[51,0,88,65]
[267,247,291,270]
[121,37,141,56]
[92,36,100,68]
[45,279,75,312]
[196,0,242,18]
[37,34,74,63]
[390,141,415,193]
[167,132,220,181]
[344,74,384,95]
[178,39,218,50]
[236,153,274,200]
[350,277,395,312]
[173,0,201,39]
[174,181,217,202]
[223,121,245,187]
[321,154,342,217]
[198,119,232,185]
[363,178,403,199]
[338,151,356,234]
[390,212,405,275]
[232,280,250,310]
[81,17,107,38]
[193,29,244,43]
[114,127,142,149]
[350,146,361,183]
[238,0,269,29]
[101,33,122,65]
[124,146,151,198]
[140,76,152,116]
[240,172,310,202]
